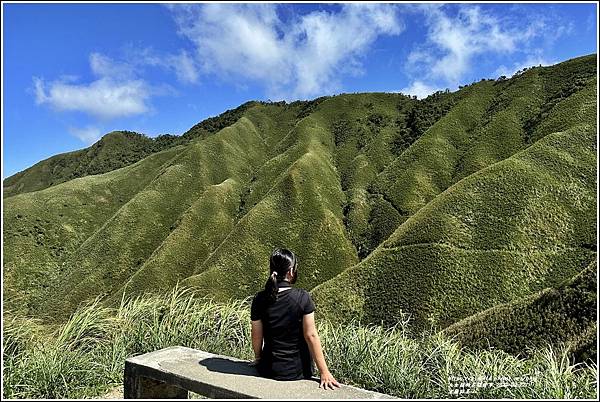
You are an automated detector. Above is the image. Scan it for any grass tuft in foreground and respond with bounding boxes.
[3,287,597,399]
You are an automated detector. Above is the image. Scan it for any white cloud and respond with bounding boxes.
[168,51,199,84]
[32,52,162,120]
[399,81,441,99]
[68,125,102,144]
[411,5,524,84]
[33,76,151,119]
[131,48,199,84]
[168,3,403,99]
[89,52,136,79]
[403,5,563,96]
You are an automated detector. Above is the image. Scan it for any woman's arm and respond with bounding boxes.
[251,319,263,363]
[302,312,340,390]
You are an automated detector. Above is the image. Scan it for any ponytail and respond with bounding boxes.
[264,248,297,304]
[265,270,279,304]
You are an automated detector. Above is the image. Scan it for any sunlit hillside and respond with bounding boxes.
[3,54,597,361]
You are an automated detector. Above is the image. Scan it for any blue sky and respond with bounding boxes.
[2,2,597,178]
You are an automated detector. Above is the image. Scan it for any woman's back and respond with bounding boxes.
[251,282,315,380]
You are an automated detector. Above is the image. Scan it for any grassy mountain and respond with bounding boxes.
[3,131,177,198]
[3,54,597,359]
[312,54,597,331]
[2,102,258,198]
[443,260,597,363]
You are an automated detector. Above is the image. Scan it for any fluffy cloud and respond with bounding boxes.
[404,5,562,93]
[437,7,522,82]
[33,76,151,120]
[68,125,102,144]
[399,81,441,99]
[33,53,153,119]
[167,51,199,84]
[89,52,136,79]
[169,3,403,98]
[131,48,199,84]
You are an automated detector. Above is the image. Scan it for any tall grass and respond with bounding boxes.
[3,287,597,399]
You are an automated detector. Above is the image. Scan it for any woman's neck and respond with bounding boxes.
[277,279,291,292]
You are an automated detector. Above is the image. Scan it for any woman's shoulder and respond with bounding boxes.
[253,289,267,300]
[291,287,315,313]
[290,286,309,295]
[251,290,269,307]
[291,287,313,303]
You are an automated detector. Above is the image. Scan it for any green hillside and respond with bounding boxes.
[3,53,597,359]
[443,260,597,363]
[2,101,257,198]
[312,55,597,331]
[312,102,596,330]
[3,131,176,198]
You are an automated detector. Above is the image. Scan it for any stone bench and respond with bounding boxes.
[124,346,393,399]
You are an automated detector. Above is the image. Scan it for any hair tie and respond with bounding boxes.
[271,271,278,279]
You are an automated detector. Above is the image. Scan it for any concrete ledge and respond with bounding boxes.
[124,346,393,399]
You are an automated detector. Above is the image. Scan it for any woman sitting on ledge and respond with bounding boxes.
[250,248,340,390]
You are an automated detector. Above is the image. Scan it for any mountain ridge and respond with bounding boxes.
[3,54,597,359]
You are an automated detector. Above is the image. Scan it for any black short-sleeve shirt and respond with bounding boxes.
[251,281,315,380]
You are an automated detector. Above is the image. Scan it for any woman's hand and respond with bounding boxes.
[319,370,340,390]
[249,357,260,367]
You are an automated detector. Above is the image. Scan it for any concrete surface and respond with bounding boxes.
[124,346,394,399]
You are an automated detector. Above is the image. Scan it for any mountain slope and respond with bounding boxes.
[38,105,300,319]
[2,102,258,198]
[3,144,187,314]
[3,54,597,343]
[443,259,597,363]
[312,120,596,330]
[3,131,179,198]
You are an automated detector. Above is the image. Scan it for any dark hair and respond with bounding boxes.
[265,248,297,304]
